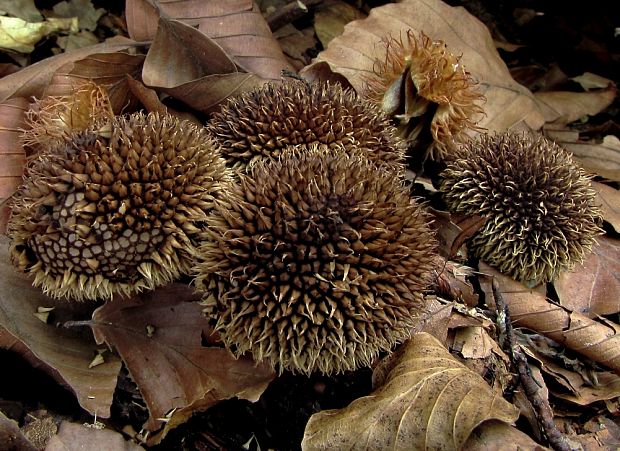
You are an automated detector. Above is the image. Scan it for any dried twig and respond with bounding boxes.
[492,279,571,451]
[266,0,323,32]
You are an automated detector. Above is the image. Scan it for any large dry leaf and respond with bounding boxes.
[90,285,275,431]
[480,261,620,373]
[45,421,144,451]
[0,236,121,418]
[126,0,293,80]
[545,130,620,182]
[300,0,545,132]
[554,236,620,317]
[141,18,265,113]
[0,38,140,102]
[535,85,616,126]
[301,332,519,450]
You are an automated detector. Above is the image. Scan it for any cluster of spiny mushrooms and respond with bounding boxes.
[7,31,602,375]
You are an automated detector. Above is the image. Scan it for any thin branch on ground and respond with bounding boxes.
[492,279,572,451]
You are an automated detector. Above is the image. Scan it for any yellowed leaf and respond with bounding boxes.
[0,16,78,53]
[301,332,519,450]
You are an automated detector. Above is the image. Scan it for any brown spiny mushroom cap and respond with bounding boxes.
[206,79,406,171]
[8,112,232,300]
[440,132,603,284]
[194,146,438,375]
[364,30,485,163]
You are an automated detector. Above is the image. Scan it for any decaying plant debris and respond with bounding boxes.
[0,0,618,450]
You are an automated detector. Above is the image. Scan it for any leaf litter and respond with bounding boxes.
[0,0,618,449]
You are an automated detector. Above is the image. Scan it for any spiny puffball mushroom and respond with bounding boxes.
[364,30,485,163]
[440,132,603,284]
[194,146,438,375]
[206,79,406,171]
[8,112,232,300]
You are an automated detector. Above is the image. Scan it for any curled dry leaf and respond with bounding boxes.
[554,236,620,317]
[45,421,144,451]
[126,0,293,80]
[141,18,265,113]
[301,0,545,132]
[527,347,620,407]
[480,260,620,373]
[534,84,616,126]
[90,284,275,431]
[0,237,121,418]
[301,332,519,451]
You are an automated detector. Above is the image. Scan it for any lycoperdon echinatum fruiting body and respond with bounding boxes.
[194,146,438,375]
[206,78,406,171]
[440,132,603,284]
[364,30,485,163]
[8,112,232,300]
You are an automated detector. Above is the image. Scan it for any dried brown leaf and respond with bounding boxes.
[142,18,236,88]
[480,261,620,373]
[0,411,37,451]
[463,420,548,450]
[301,332,519,451]
[535,85,616,126]
[126,0,293,80]
[0,97,28,233]
[301,0,545,132]
[314,1,365,48]
[54,52,145,114]
[90,285,275,431]
[545,130,620,182]
[140,18,266,113]
[531,350,620,406]
[554,236,620,317]
[0,237,122,418]
[45,421,144,451]
[0,38,140,102]
[593,181,620,233]
[435,260,479,307]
